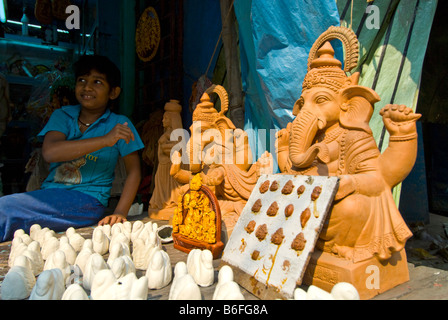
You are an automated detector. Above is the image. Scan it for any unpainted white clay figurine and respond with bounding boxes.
[130,220,145,243]
[169,261,202,300]
[74,239,94,275]
[213,265,244,300]
[90,269,116,300]
[22,241,44,276]
[1,255,36,300]
[293,282,360,300]
[91,269,148,300]
[132,221,159,245]
[31,226,54,246]
[187,249,214,287]
[62,283,90,300]
[111,255,136,279]
[29,268,65,300]
[29,225,50,245]
[43,250,71,283]
[107,240,131,268]
[146,249,172,289]
[110,221,132,240]
[58,236,77,265]
[128,275,149,300]
[109,232,131,256]
[29,224,42,242]
[66,227,86,253]
[102,224,112,239]
[8,236,28,267]
[13,229,32,245]
[132,232,161,270]
[92,226,110,256]
[41,233,60,261]
[82,253,109,291]
[330,282,360,300]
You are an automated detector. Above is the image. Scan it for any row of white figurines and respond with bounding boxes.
[3,221,361,300]
[2,221,245,300]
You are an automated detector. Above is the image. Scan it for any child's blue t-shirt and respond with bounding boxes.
[37,105,145,207]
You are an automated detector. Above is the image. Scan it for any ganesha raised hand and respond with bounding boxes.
[380,104,421,140]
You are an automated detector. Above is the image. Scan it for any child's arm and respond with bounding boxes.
[98,151,141,226]
[42,123,135,163]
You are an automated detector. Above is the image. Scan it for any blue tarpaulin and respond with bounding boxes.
[234,0,342,170]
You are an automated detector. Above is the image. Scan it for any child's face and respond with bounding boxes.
[75,69,120,111]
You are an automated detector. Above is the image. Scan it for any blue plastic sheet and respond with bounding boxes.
[234,0,342,171]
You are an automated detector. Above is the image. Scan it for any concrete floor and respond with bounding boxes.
[373,213,448,300]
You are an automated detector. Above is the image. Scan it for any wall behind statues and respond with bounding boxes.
[182,0,222,130]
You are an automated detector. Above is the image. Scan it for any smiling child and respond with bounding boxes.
[0,55,144,242]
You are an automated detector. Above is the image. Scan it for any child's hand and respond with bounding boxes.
[98,213,127,226]
[103,122,135,147]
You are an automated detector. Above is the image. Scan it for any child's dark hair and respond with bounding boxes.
[73,55,121,89]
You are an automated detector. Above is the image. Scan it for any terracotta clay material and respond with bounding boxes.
[266,201,279,217]
[276,25,420,298]
[170,85,274,241]
[300,208,311,228]
[281,180,295,195]
[311,186,322,201]
[172,175,225,259]
[221,174,339,299]
[284,204,294,218]
[291,233,307,252]
[245,220,256,234]
[271,228,285,245]
[251,199,262,213]
[255,224,268,242]
[251,250,260,261]
[276,26,418,263]
[297,185,306,196]
[148,100,184,221]
[259,180,270,194]
[270,181,279,191]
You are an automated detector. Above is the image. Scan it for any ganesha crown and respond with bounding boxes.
[302,68,351,92]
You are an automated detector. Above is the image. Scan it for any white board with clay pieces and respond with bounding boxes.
[222,174,339,299]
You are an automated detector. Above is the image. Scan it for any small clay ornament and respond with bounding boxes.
[270,180,279,191]
[300,208,311,228]
[291,233,307,251]
[259,180,270,194]
[282,180,294,194]
[245,220,256,234]
[284,204,294,218]
[255,224,268,241]
[252,199,262,213]
[266,201,279,217]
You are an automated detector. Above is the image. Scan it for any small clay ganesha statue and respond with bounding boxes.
[171,85,273,241]
[148,100,184,220]
[276,26,420,263]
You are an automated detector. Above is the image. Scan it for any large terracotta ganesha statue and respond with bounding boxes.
[276,26,420,297]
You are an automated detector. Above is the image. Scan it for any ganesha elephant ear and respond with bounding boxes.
[292,97,304,116]
[339,85,381,134]
[215,116,236,131]
[340,82,380,105]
